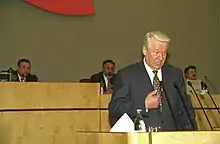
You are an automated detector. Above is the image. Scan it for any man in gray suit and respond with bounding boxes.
[108,30,197,131]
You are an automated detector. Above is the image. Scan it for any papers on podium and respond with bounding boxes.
[110,113,134,132]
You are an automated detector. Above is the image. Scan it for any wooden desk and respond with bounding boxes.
[190,94,220,130]
[100,94,111,131]
[0,82,100,144]
[76,131,220,144]
[76,132,149,144]
[151,131,220,144]
[1,82,219,143]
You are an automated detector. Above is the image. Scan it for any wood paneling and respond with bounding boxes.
[100,110,111,132]
[1,82,220,143]
[151,131,220,144]
[76,132,150,144]
[0,111,99,144]
[0,83,100,144]
[76,131,220,144]
[0,82,99,109]
[190,94,220,108]
[100,94,111,108]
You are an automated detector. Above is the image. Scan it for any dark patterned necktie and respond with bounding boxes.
[107,77,112,91]
[153,70,162,112]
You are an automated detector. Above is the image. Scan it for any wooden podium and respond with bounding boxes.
[190,94,220,130]
[76,131,220,144]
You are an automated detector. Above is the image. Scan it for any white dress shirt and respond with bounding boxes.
[103,73,109,88]
[143,58,162,112]
[143,59,162,84]
[17,73,26,82]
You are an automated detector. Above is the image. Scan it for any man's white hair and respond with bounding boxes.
[144,30,171,49]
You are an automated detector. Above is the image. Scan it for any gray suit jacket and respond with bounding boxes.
[108,61,197,131]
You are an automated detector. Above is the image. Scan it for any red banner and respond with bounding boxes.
[25,0,95,16]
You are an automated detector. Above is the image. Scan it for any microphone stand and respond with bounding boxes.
[174,84,197,130]
[201,81,220,115]
[160,81,178,130]
[187,81,213,130]
[204,76,218,93]
[8,67,13,82]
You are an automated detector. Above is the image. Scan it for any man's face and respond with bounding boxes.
[18,62,31,77]
[103,62,115,76]
[186,68,197,80]
[143,39,168,70]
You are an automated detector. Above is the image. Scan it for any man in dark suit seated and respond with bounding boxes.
[12,58,38,82]
[90,60,116,94]
[108,30,197,131]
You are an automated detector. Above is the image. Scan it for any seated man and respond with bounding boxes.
[12,58,38,82]
[90,60,116,93]
[184,65,203,94]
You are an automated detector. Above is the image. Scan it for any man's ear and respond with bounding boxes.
[142,45,147,56]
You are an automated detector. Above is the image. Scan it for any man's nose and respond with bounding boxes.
[158,53,163,60]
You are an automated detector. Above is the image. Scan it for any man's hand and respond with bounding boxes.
[145,90,160,109]
[105,89,113,94]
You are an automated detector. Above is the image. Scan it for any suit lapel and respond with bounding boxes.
[162,65,170,92]
[14,71,20,82]
[138,61,154,91]
[162,65,173,116]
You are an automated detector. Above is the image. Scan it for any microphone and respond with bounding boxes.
[187,81,213,130]
[8,67,14,73]
[201,81,220,115]
[204,76,218,93]
[8,67,14,82]
[160,81,178,130]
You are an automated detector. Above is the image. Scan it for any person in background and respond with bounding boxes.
[184,65,197,80]
[184,65,204,94]
[108,30,197,131]
[90,60,116,94]
[12,58,38,82]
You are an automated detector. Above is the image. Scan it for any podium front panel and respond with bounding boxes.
[76,132,150,144]
[151,131,220,144]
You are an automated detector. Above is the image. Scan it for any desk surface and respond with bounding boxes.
[76,131,220,144]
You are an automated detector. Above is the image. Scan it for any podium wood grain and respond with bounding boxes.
[0,83,100,144]
[0,82,99,109]
[101,110,111,131]
[76,132,149,144]
[190,94,220,108]
[77,132,219,144]
[151,131,220,144]
[190,94,220,130]
[100,94,111,108]
[0,111,99,144]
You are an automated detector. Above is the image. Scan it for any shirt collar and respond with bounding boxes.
[17,73,26,81]
[143,58,162,73]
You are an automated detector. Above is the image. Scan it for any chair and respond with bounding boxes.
[79,78,91,83]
